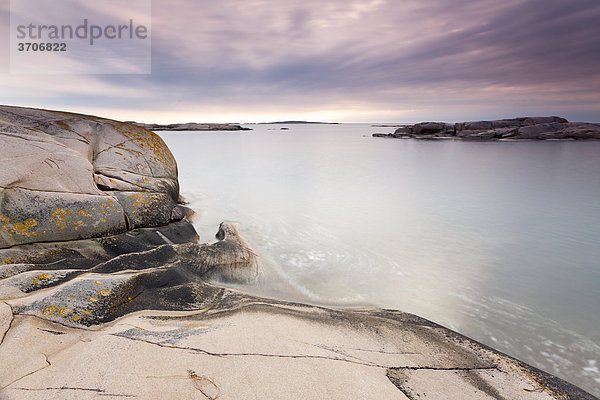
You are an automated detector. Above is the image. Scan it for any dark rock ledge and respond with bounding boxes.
[0,106,597,399]
[373,116,600,140]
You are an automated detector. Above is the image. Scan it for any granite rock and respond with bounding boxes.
[0,105,180,248]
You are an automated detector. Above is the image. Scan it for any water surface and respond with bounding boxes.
[159,124,600,395]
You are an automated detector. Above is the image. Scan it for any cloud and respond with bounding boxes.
[1,0,599,122]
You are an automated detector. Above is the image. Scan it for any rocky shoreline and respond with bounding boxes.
[1,106,597,399]
[373,116,600,140]
[128,121,251,131]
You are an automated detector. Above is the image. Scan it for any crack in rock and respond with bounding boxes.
[10,386,136,397]
[112,333,388,368]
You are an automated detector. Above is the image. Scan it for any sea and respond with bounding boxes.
[158,123,600,396]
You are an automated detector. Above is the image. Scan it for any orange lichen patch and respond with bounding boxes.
[32,272,51,285]
[0,215,39,237]
[75,220,85,230]
[50,207,72,230]
[98,199,116,213]
[88,296,98,303]
[108,121,176,172]
[71,315,81,322]
[42,305,58,315]
[77,208,91,217]
[95,280,101,285]
[99,288,111,297]
[134,176,150,187]
[81,309,92,315]
[127,193,151,207]
[58,307,72,316]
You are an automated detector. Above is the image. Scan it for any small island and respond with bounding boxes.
[373,116,600,140]
[127,121,252,131]
[261,120,339,124]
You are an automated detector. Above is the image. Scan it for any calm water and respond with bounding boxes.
[159,124,600,395]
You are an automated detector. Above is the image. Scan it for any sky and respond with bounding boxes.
[1,0,599,123]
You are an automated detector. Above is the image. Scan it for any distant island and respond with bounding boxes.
[373,116,600,140]
[127,121,251,131]
[260,120,339,125]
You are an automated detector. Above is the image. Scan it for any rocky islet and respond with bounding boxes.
[373,116,600,140]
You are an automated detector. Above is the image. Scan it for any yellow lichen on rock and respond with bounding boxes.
[0,215,39,237]
[77,208,91,217]
[128,193,147,207]
[50,207,72,230]
[58,307,72,316]
[42,305,58,315]
[32,273,51,285]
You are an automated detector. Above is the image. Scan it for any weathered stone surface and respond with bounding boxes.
[523,116,568,125]
[0,222,261,324]
[455,120,496,131]
[0,301,11,343]
[1,288,596,399]
[0,189,127,248]
[393,126,412,135]
[377,116,600,141]
[0,105,180,248]
[516,122,569,139]
[181,222,260,283]
[562,122,600,140]
[412,122,454,136]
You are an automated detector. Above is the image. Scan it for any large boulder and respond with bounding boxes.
[411,122,454,136]
[0,105,180,248]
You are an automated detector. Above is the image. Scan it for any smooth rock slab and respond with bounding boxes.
[1,293,595,399]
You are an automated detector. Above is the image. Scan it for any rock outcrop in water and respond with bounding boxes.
[373,116,600,140]
[0,106,596,399]
[128,121,251,131]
